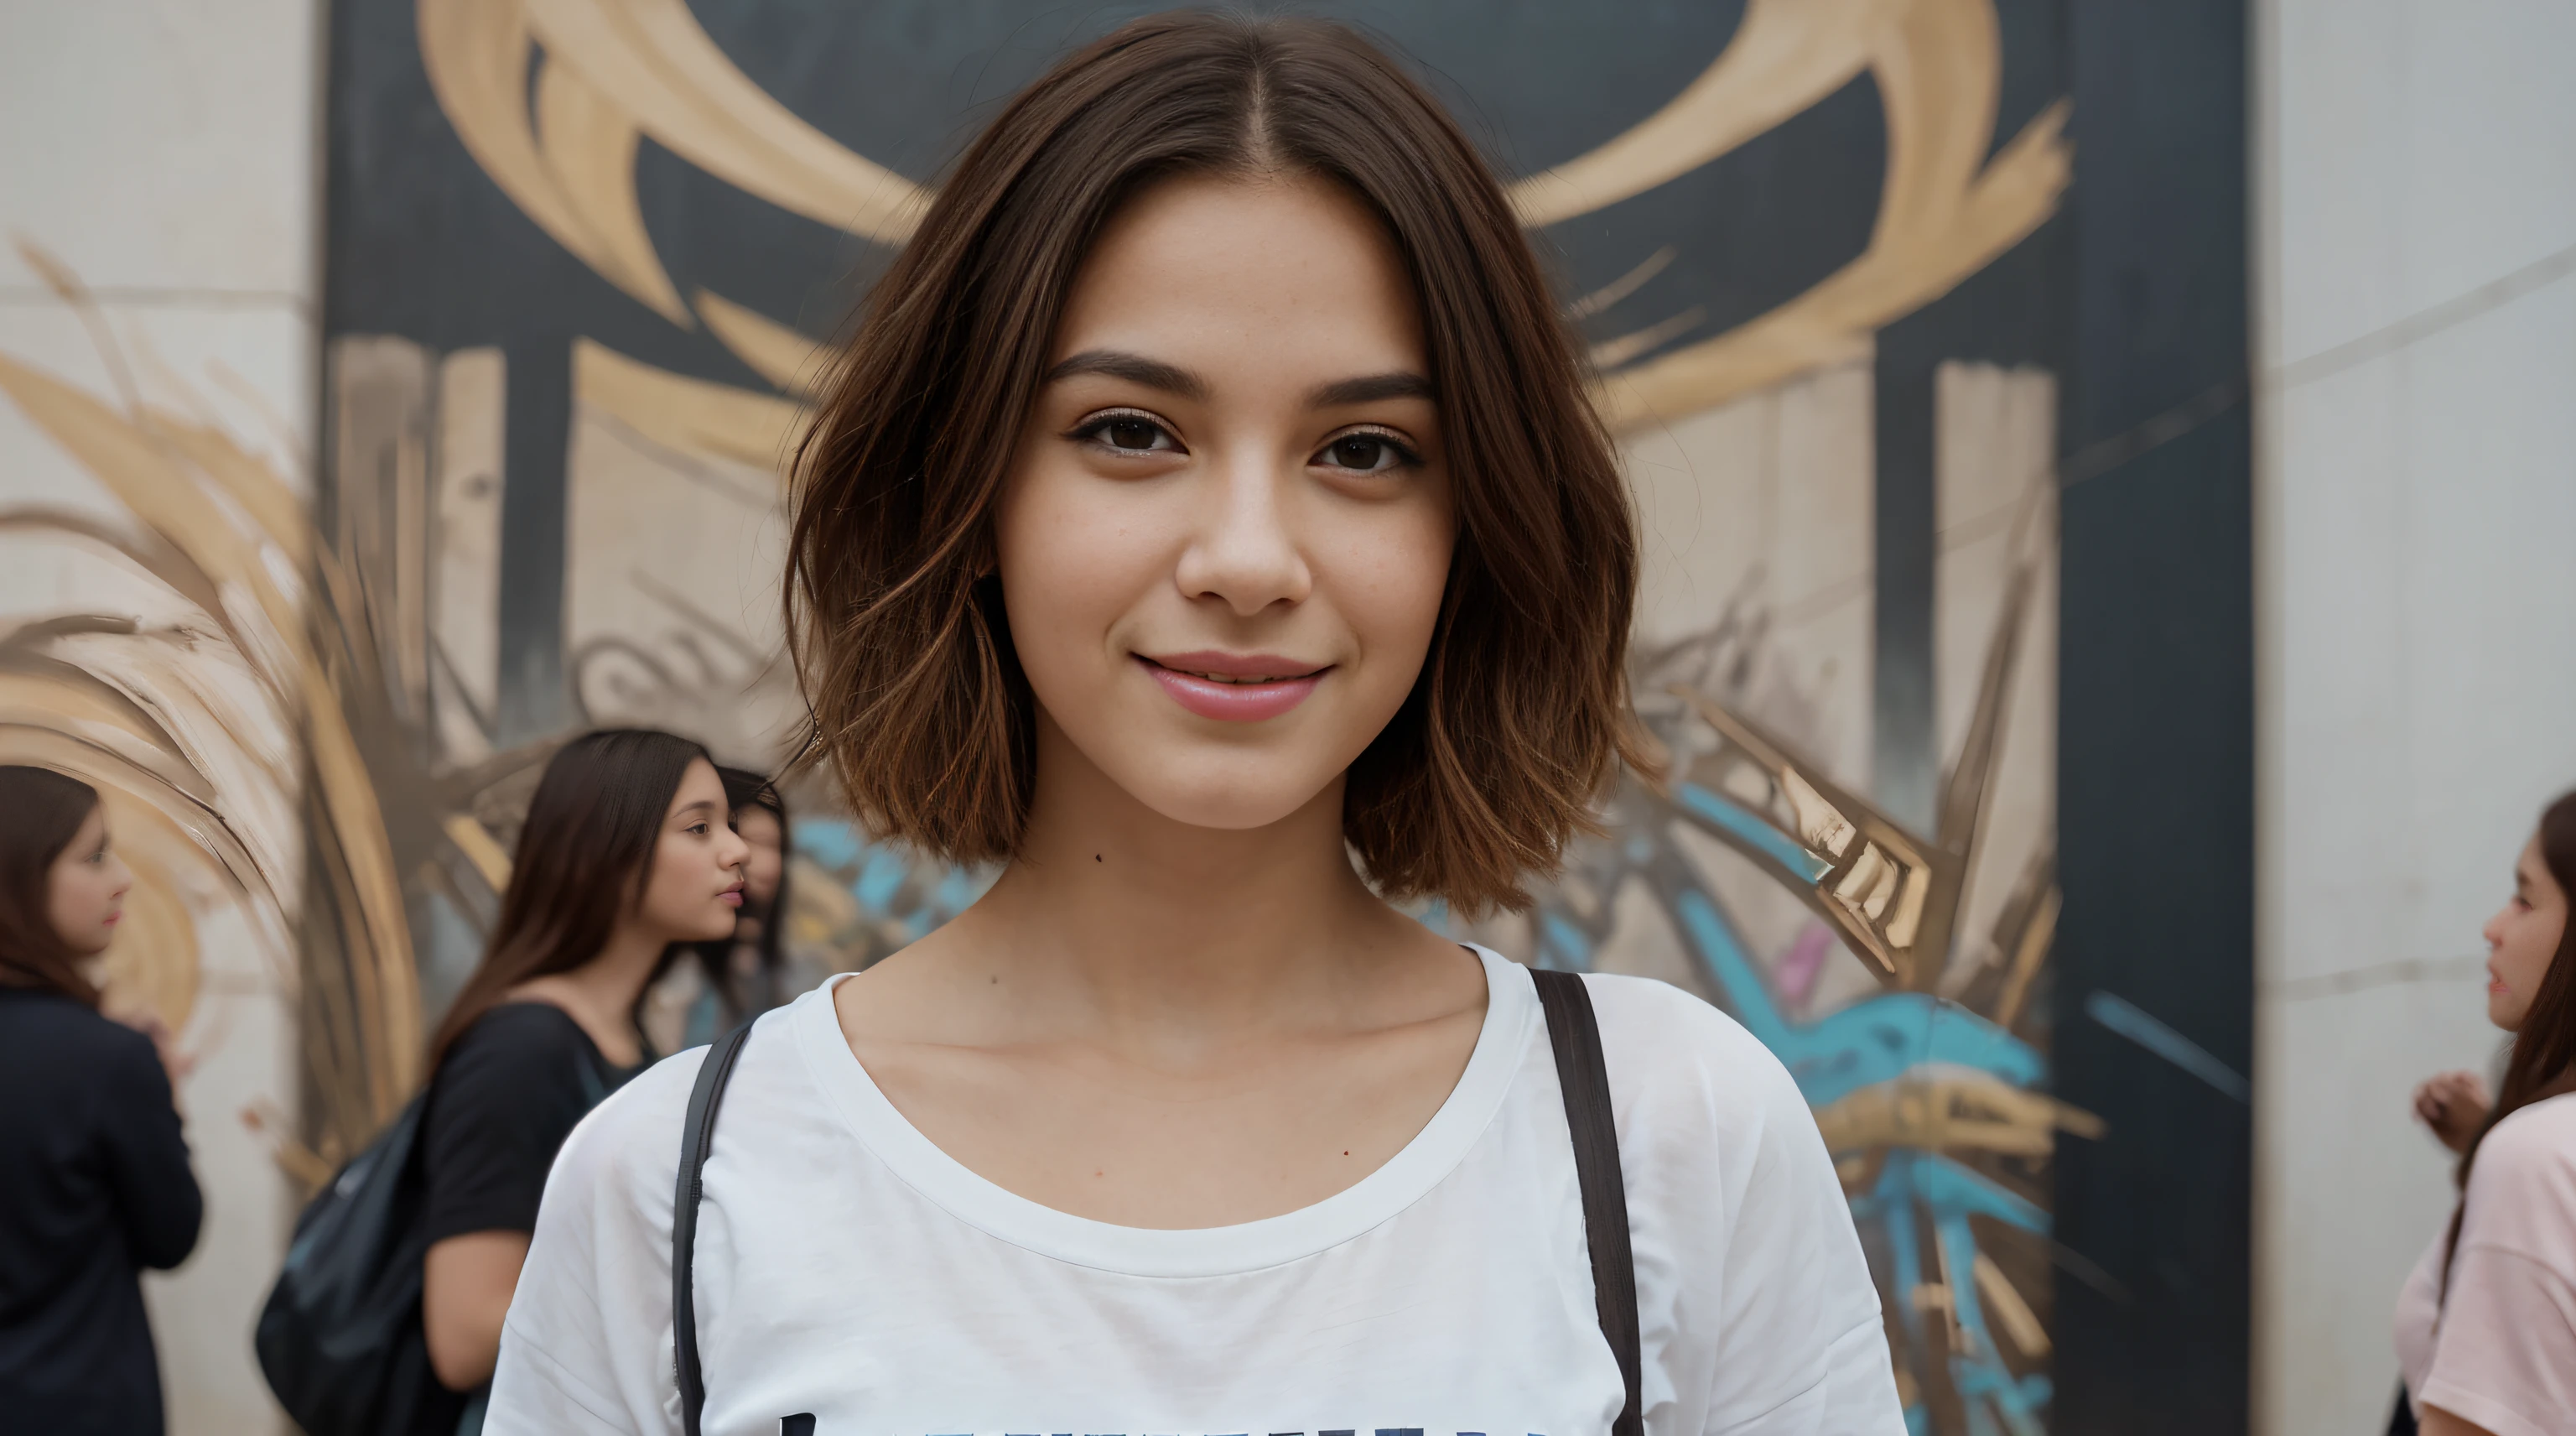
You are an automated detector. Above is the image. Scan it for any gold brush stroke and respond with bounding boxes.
[1507,0,1896,226]
[694,289,829,397]
[1811,1071,2102,1158]
[419,0,2065,447]
[524,0,928,243]
[535,54,691,325]
[1591,8,2070,424]
[572,336,808,472]
[441,812,513,891]
[0,337,424,1116]
[418,0,635,310]
[1973,1252,2050,1357]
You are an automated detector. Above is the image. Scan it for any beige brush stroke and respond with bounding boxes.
[694,289,828,397]
[573,336,808,473]
[535,55,692,325]
[1596,97,2067,429]
[0,354,423,1104]
[0,726,208,1029]
[442,813,513,892]
[0,695,272,905]
[1506,0,1898,227]
[527,0,928,244]
[418,0,612,292]
[88,792,206,1032]
[1972,1252,2051,1357]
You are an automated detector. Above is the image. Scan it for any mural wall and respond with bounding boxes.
[0,2,2255,1433]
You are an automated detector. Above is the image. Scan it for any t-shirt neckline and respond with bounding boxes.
[788,942,1536,1278]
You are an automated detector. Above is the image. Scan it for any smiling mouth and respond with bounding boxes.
[1137,653,1332,721]
[1164,665,1322,684]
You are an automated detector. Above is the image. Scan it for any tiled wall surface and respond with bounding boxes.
[2254,1,2576,1431]
[0,4,323,1432]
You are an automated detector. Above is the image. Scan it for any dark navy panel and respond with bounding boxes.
[2057,0,2253,1429]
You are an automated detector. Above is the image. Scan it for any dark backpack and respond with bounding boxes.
[254,1092,446,1436]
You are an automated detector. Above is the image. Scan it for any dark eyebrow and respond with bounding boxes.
[1043,349,1209,401]
[1311,372,1436,407]
[675,799,720,818]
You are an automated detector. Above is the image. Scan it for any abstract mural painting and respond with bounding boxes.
[0,3,2092,1433]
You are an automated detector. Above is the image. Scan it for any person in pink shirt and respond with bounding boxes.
[2396,791,2576,1436]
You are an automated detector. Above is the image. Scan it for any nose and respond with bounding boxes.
[1171,446,1312,617]
[719,821,752,875]
[2484,908,2509,950]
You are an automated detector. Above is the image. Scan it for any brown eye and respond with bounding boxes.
[1101,417,1167,451]
[1318,433,1414,473]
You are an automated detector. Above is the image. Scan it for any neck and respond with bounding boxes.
[956,715,1406,1036]
[538,918,668,1064]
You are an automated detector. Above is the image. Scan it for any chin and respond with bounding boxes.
[1121,765,1337,833]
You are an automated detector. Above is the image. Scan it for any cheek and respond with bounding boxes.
[996,466,1178,683]
[649,844,699,913]
[2512,910,2568,982]
[1332,509,1454,662]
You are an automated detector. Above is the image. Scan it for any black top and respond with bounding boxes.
[407,1002,633,1436]
[0,987,202,1436]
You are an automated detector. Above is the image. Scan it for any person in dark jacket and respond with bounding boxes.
[0,765,202,1434]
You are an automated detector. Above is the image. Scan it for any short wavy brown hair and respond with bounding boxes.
[787,11,1644,914]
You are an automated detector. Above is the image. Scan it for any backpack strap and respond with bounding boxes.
[669,983,1642,1436]
[673,1018,757,1436]
[1532,968,1644,1436]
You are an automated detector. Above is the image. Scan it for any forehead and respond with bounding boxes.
[1053,171,1425,372]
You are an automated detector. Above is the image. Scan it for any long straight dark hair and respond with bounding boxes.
[428,728,714,1068]
[0,765,106,1006]
[2443,788,2576,1293]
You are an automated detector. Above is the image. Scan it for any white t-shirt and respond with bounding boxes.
[2392,1090,2576,1436]
[485,946,1903,1436]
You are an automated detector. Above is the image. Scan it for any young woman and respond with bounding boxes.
[412,729,748,1434]
[487,16,1900,1435]
[2393,792,2576,1436]
[0,766,200,1435]
[647,767,797,1053]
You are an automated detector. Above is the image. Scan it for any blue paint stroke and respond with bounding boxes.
[2082,991,2250,1103]
[1673,783,1836,882]
[1672,889,2041,1109]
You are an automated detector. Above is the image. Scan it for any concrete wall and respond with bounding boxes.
[2253,1,2576,1431]
[0,3,323,1431]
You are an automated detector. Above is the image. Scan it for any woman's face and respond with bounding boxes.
[638,759,752,943]
[735,806,784,909]
[48,804,132,957]
[996,172,1455,832]
[2484,834,2567,1032]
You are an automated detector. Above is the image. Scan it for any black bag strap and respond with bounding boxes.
[673,1018,757,1436]
[671,981,1643,1436]
[1532,967,1644,1436]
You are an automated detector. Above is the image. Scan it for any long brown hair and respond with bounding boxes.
[0,765,106,1006]
[785,11,1644,916]
[428,729,714,1067]
[2443,789,2576,1291]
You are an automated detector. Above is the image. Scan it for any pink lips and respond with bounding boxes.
[1140,651,1328,722]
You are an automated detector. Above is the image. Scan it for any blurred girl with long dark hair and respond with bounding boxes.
[0,765,200,1434]
[408,729,747,1435]
[648,767,796,1051]
[2395,791,2576,1435]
